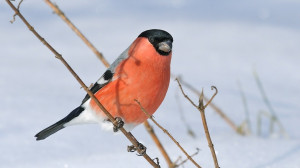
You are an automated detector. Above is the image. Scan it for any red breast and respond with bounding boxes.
[90,37,171,124]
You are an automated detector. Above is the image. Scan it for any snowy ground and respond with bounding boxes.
[1,0,300,168]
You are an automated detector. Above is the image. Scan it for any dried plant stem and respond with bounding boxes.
[237,80,252,134]
[144,121,175,168]
[199,91,219,168]
[176,79,220,168]
[257,110,271,136]
[10,0,23,23]
[6,1,159,167]
[44,0,110,67]
[175,77,241,134]
[176,148,200,167]
[135,99,202,168]
[253,70,288,138]
[175,91,196,138]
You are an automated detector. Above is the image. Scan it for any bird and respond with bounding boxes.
[35,29,173,140]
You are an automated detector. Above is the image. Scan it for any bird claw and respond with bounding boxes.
[127,142,147,156]
[113,117,124,132]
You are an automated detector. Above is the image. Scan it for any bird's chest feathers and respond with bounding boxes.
[114,54,170,94]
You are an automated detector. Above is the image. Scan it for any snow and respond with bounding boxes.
[1,0,300,167]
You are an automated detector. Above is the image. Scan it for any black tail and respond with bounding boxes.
[35,106,84,141]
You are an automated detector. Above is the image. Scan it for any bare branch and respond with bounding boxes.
[175,90,196,138]
[175,78,198,108]
[173,156,182,167]
[204,86,218,109]
[199,96,220,168]
[176,83,220,168]
[237,80,252,134]
[199,88,204,109]
[174,76,241,134]
[177,148,200,167]
[253,69,288,138]
[144,121,175,168]
[135,99,202,168]
[44,0,110,68]
[10,0,23,23]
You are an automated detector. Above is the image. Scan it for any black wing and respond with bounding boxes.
[81,70,114,104]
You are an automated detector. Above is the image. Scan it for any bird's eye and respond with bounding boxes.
[149,37,155,43]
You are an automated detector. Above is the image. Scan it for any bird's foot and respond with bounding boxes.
[113,117,124,132]
[127,142,147,156]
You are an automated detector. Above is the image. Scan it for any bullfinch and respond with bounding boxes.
[35,29,173,140]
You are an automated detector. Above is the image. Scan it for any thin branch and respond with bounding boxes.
[5,1,159,167]
[204,86,218,109]
[198,90,219,168]
[44,0,110,67]
[176,148,200,167]
[237,80,252,134]
[175,90,196,138]
[257,110,282,137]
[134,99,202,168]
[144,121,175,168]
[10,0,23,23]
[176,80,220,168]
[253,69,288,138]
[199,89,204,110]
[173,156,182,167]
[175,78,198,108]
[174,76,242,135]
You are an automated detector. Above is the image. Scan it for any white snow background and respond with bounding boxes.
[1,0,300,167]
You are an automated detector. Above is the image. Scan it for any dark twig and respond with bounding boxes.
[153,158,160,166]
[5,1,159,167]
[176,79,220,168]
[135,99,202,168]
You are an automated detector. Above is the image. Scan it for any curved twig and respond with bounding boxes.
[204,86,218,109]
